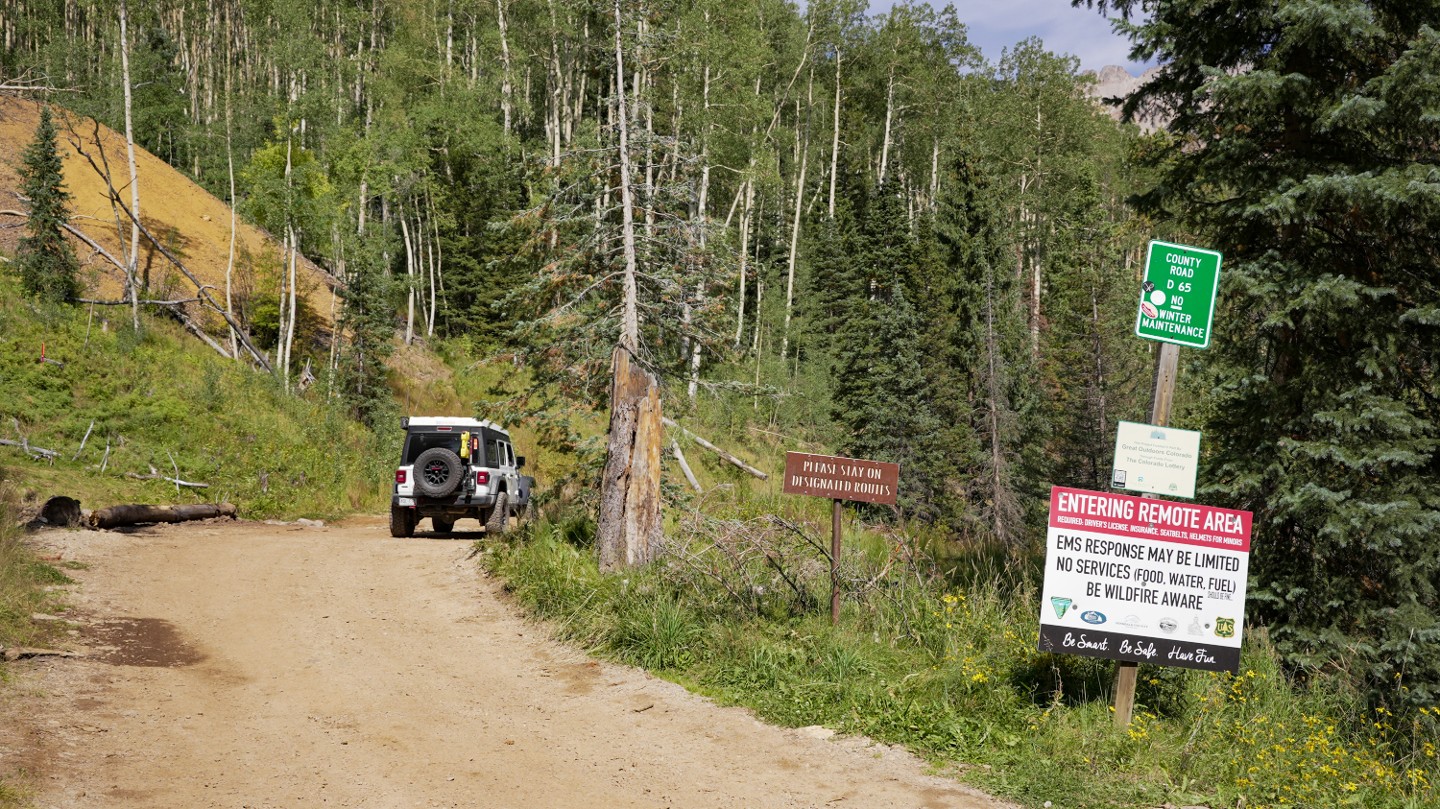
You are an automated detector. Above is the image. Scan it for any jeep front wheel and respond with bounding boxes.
[485,491,509,535]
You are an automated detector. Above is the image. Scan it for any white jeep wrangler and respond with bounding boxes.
[390,416,534,537]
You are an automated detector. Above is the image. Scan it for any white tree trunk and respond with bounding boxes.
[284,225,299,392]
[878,67,895,186]
[279,131,296,390]
[224,26,238,357]
[929,137,940,210]
[225,110,238,358]
[546,0,562,168]
[688,58,712,402]
[401,207,416,345]
[613,0,639,351]
[781,69,813,362]
[118,0,141,333]
[497,0,513,137]
[426,216,438,337]
[828,47,841,218]
[733,177,754,347]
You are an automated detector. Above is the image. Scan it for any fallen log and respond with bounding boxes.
[671,440,702,492]
[0,437,59,462]
[89,502,237,529]
[662,417,769,480]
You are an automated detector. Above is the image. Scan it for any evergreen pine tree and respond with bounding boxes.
[831,284,945,521]
[827,181,953,521]
[934,151,1038,544]
[1079,0,1440,704]
[336,236,396,430]
[805,202,862,366]
[16,106,80,303]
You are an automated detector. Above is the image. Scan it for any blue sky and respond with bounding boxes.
[866,0,1150,74]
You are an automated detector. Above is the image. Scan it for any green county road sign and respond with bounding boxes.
[1135,240,1223,349]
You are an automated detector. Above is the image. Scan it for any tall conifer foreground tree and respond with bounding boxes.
[335,238,395,430]
[1078,1,1440,704]
[935,152,1036,544]
[16,106,80,302]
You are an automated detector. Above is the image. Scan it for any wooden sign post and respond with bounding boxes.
[1115,340,1179,726]
[783,452,900,625]
[1112,240,1227,726]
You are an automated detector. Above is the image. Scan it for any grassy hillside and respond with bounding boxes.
[0,274,389,520]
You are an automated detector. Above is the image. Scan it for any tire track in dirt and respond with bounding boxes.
[0,519,1013,809]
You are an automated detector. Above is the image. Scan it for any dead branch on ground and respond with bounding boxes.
[125,465,209,489]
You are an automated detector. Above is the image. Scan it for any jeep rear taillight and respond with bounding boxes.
[395,469,407,484]
[476,470,489,486]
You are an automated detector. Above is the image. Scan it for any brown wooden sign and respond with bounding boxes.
[783,452,899,506]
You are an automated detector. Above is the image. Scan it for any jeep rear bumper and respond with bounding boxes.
[392,492,497,514]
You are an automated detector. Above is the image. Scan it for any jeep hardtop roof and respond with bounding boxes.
[400,416,506,433]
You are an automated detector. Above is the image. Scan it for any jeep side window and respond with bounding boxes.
[486,438,502,468]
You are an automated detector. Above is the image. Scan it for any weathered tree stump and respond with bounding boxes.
[35,496,82,527]
[596,347,664,571]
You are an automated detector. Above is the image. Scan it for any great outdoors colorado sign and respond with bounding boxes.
[1038,486,1252,673]
[783,452,899,505]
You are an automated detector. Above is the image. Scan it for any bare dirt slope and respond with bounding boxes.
[0,96,333,323]
[0,519,1012,809]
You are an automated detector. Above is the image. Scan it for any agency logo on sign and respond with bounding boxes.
[1080,610,1107,625]
[1215,617,1236,639]
[1051,597,1073,619]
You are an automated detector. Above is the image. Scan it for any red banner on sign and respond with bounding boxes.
[1048,486,1251,552]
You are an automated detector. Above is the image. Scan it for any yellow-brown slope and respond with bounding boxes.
[0,96,335,328]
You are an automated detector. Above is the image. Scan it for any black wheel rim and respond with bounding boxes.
[423,461,450,487]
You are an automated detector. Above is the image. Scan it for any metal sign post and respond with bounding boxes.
[831,499,842,625]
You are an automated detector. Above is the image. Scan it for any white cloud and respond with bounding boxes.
[867,0,1150,74]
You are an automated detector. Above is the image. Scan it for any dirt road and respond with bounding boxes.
[0,518,1011,809]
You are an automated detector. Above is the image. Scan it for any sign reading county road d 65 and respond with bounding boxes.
[1135,240,1223,349]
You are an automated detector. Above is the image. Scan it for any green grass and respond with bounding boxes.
[0,479,68,652]
[0,780,28,809]
[0,275,391,520]
[485,511,1440,809]
[0,473,69,808]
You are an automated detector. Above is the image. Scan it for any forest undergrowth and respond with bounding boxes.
[485,505,1440,809]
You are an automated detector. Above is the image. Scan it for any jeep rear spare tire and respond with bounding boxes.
[413,447,464,497]
[485,490,509,535]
